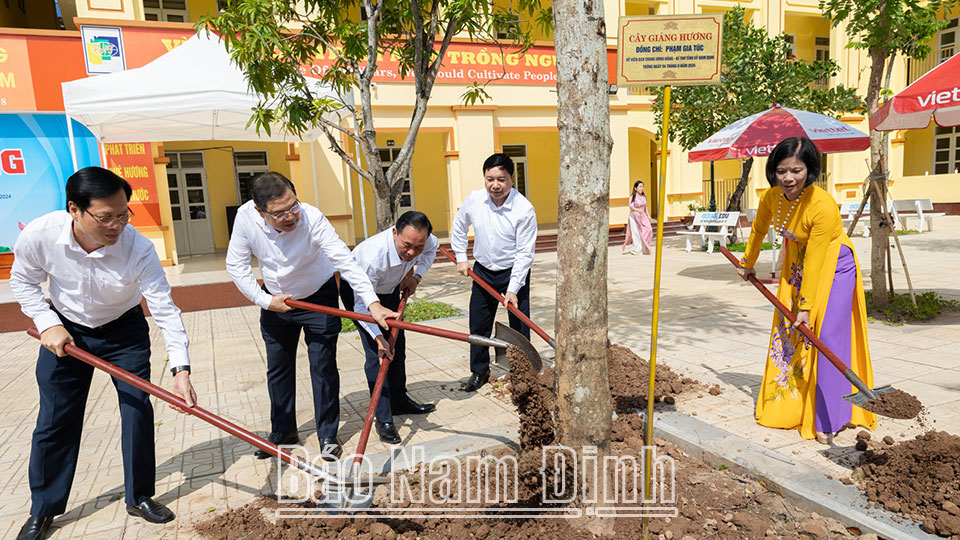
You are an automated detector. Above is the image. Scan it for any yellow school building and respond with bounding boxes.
[2,0,958,266]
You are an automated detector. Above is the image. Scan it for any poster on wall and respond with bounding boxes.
[81,26,126,75]
[0,113,101,253]
[102,142,162,228]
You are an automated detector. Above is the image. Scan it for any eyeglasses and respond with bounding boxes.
[265,200,301,220]
[85,208,134,227]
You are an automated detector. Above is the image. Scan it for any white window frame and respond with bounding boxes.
[378,146,415,211]
[932,126,960,175]
[938,17,958,64]
[143,0,190,22]
[814,36,830,62]
[233,150,270,204]
[784,34,796,58]
[501,144,529,198]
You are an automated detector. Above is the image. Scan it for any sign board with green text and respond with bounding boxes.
[617,14,723,87]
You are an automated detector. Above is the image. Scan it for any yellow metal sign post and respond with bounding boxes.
[616,14,722,538]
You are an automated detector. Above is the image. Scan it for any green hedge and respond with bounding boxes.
[341,298,462,333]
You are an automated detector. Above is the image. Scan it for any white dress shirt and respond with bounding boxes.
[451,188,538,294]
[350,227,438,339]
[225,200,379,310]
[10,211,191,369]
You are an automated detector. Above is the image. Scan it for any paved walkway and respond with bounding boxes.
[0,218,958,538]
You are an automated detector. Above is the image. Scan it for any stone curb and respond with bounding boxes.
[651,410,939,540]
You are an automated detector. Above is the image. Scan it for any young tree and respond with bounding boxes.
[651,6,862,213]
[552,0,614,533]
[820,0,957,306]
[201,0,550,231]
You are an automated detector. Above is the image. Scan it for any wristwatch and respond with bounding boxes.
[170,365,191,376]
[414,274,423,282]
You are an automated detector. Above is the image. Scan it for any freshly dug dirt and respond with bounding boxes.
[490,343,707,413]
[506,346,554,451]
[195,415,864,540]
[195,344,866,540]
[860,388,924,420]
[856,430,960,538]
[606,344,708,412]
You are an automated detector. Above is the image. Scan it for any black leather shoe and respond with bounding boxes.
[460,371,489,392]
[391,396,436,415]
[254,431,300,459]
[126,498,175,524]
[319,437,342,462]
[16,516,53,540]
[375,421,402,444]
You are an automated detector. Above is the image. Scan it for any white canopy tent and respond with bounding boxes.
[61,31,343,143]
[59,32,371,237]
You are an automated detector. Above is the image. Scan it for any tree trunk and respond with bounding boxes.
[552,0,614,535]
[866,43,890,307]
[725,157,753,212]
[372,185,395,233]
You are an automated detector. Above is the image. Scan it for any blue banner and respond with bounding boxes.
[0,114,101,252]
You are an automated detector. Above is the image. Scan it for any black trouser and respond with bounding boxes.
[469,262,530,375]
[29,306,155,516]
[339,283,407,424]
[260,278,341,438]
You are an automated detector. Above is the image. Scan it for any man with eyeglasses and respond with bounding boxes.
[226,172,397,461]
[10,167,198,540]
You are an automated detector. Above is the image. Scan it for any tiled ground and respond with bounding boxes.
[0,217,958,538]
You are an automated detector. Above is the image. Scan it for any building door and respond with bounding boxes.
[167,152,215,255]
[501,144,528,197]
[378,146,414,213]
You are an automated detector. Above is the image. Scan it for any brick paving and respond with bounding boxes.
[0,217,958,538]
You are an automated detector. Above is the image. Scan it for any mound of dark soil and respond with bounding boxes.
[606,343,707,412]
[857,430,960,537]
[861,388,924,420]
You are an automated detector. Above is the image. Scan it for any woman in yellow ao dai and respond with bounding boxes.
[738,137,877,443]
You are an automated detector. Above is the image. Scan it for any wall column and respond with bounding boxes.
[451,105,497,215]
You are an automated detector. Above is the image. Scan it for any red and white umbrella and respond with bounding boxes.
[872,52,960,131]
[688,104,870,162]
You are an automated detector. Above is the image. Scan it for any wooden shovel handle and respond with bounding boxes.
[285,298,472,343]
[718,246,875,399]
[437,245,556,348]
[25,327,329,478]
[353,292,408,465]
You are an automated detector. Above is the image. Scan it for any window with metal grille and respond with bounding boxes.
[143,0,189,22]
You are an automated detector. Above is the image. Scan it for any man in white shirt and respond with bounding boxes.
[10,167,198,540]
[339,211,439,444]
[226,172,396,461]
[451,153,538,392]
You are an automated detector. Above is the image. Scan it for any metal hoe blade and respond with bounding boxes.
[493,322,543,372]
[843,384,895,408]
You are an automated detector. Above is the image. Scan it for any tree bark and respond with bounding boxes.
[552,0,614,534]
[866,40,891,307]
